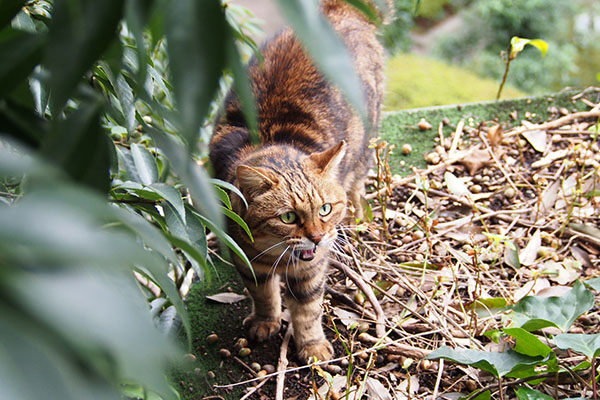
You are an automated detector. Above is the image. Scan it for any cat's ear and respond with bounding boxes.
[309,140,346,176]
[236,165,279,196]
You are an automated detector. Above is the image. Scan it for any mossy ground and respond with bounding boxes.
[384,54,525,110]
[381,88,591,175]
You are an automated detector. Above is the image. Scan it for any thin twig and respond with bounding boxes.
[275,324,293,400]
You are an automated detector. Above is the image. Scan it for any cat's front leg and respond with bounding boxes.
[285,264,333,363]
[240,271,282,341]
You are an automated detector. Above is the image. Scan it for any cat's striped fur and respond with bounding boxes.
[209,0,390,362]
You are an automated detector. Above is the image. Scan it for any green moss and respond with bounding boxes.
[171,263,251,399]
[384,54,526,110]
[380,88,591,176]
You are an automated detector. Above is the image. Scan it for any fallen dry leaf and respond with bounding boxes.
[205,292,247,304]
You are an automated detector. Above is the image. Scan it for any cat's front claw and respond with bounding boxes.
[298,340,334,364]
[243,314,281,341]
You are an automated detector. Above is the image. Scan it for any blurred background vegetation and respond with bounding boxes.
[381,0,600,108]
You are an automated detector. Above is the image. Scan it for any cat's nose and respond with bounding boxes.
[308,234,324,245]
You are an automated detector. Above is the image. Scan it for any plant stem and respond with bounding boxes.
[593,356,597,400]
[496,45,512,101]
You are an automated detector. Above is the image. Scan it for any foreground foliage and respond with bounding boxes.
[0,0,379,398]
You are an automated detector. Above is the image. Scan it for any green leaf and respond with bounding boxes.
[554,333,600,359]
[213,185,232,209]
[276,0,366,121]
[165,0,227,144]
[46,0,123,115]
[515,387,553,400]
[148,183,185,224]
[425,346,544,378]
[502,327,552,357]
[585,277,600,292]
[0,0,26,30]
[211,178,248,209]
[124,0,154,91]
[0,29,45,96]
[508,280,594,332]
[473,390,491,400]
[148,127,224,233]
[569,223,600,242]
[131,143,159,185]
[344,0,381,24]
[510,37,549,58]
[221,206,253,241]
[226,35,259,143]
[42,96,111,193]
[504,239,520,269]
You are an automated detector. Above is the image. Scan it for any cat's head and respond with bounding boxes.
[234,141,347,263]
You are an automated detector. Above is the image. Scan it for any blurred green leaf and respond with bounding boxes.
[0,28,45,96]
[0,0,26,29]
[508,280,594,332]
[344,0,381,24]
[131,143,159,185]
[276,0,366,121]
[149,182,186,223]
[124,0,154,90]
[165,0,227,144]
[554,333,600,359]
[46,0,123,115]
[214,185,232,209]
[425,346,544,378]
[585,277,600,292]
[42,95,111,192]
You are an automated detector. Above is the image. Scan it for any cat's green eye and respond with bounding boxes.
[319,203,332,216]
[280,211,297,224]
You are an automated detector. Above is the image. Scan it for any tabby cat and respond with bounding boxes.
[209,0,391,362]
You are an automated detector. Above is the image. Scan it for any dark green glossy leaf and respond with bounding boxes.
[211,178,248,209]
[554,333,600,359]
[515,387,553,400]
[508,280,594,332]
[46,0,123,115]
[165,0,227,144]
[0,0,26,29]
[276,0,366,121]
[221,205,253,241]
[502,327,552,357]
[42,96,111,193]
[131,143,159,185]
[425,346,544,378]
[214,185,232,209]
[0,28,45,96]
[473,390,491,400]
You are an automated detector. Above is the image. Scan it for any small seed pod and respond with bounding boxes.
[401,143,412,155]
[238,347,252,357]
[326,364,342,374]
[262,364,276,374]
[207,371,216,379]
[206,333,219,344]
[417,118,432,131]
[183,353,196,362]
[219,348,231,358]
[358,323,370,333]
[354,292,365,305]
[250,362,261,372]
[234,337,248,350]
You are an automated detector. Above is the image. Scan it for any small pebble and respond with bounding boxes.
[194,368,202,376]
[326,364,343,374]
[257,370,268,378]
[354,292,365,305]
[504,187,516,199]
[183,353,196,363]
[470,184,482,194]
[207,371,215,379]
[401,143,412,155]
[358,323,370,333]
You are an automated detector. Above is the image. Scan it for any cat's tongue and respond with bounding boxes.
[299,247,316,261]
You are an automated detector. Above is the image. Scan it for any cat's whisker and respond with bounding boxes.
[285,245,298,300]
[268,245,290,280]
[251,241,287,263]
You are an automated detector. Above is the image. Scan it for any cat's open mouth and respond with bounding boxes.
[294,246,317,262]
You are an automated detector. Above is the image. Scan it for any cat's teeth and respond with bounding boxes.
[297,245,317,261]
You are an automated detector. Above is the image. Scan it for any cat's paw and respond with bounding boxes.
[298,340,334,364]
[243,314,281,341]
